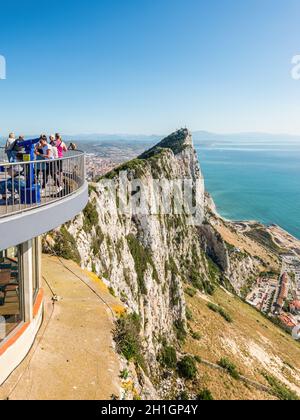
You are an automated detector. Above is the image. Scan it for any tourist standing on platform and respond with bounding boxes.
[35,135,61,191]
[49,135,58,159]
[55,133,67,187]
[5,133,16,162]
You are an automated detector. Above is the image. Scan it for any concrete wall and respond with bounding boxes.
[0,292,43,385]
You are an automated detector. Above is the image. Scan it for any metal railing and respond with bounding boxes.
[0,150,85,218]
[0,148,5,163]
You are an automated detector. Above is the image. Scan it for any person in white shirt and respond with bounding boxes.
[49,135,58,159]
[5,133,16,162]
[35,135,61,191]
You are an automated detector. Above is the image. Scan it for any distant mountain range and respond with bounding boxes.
[192,131,300,144]
[63,131,300,144]
[1,131,300,145]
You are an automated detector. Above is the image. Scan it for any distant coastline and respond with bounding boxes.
[196,141,300,241]
[1,131,299,240]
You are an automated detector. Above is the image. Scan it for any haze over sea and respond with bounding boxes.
[195,138,300,240]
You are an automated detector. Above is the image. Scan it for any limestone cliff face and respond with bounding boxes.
[199,222,261,293]
[202,194,268,295]
[45,129,212,368]
[43,130,298,400]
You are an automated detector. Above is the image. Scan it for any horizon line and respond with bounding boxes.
[2,130,300,139]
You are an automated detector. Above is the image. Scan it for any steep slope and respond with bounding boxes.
[201,195,281,295]
[45,129,217,370]
[184,287,300,400]
[44,129,300,399]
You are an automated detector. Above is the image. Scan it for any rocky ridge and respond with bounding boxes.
[44,129,290,398]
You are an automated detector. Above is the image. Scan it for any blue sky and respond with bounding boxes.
[0,0,300,135]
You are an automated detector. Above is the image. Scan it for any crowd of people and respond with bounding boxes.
[1,133,78,203]
[4,133,77,164]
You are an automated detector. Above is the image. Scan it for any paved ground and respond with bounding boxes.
[0,255,124,400]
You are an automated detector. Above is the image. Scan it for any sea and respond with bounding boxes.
[196,140,300,240]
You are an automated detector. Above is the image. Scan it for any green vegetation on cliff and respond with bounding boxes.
[139,129,191,159]
[102,129,192,181]
[104,158,147,180]
[218,358,240,380]
[177,356,197,380]
[126,234,159,294]
[207,302,233,323]
[114,313,146,371]
[53,227,81,264]
[262,373,299,400]
[246,228,282,254]
[159,346,177,369]
[83,199,99,234]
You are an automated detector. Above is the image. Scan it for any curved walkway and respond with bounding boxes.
[0,255,124,400]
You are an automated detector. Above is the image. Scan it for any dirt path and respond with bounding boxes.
[0,255,124,400]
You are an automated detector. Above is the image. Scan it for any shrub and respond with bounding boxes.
[191,332,202,341]
[88,184,97,195]
[177,390,190,400]
[91,226,105,256]
[197,389,214,400]
[263,373,299,400]
[119,369,129,380]
[189,269,203,290]
[207,303,233,323]
[114,313,146,370]
[203,281,216,296]
[218,358,240,380]
[127,234,159,294]
[170,274,180,306]
[185,287,197,298]
[283,361,295,371]
[177,356,197,380]
[83,199,99,234]
[186,307,193,321]
[189,269,215,296]
[160,346,177,369]
[174,320,187,343]
[53,227,81,264]
[206,257,221,285]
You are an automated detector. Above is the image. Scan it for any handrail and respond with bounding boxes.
[0,150,86,219]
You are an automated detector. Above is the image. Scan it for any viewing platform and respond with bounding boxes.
[0,145,88,386]
[0,149,88,250]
